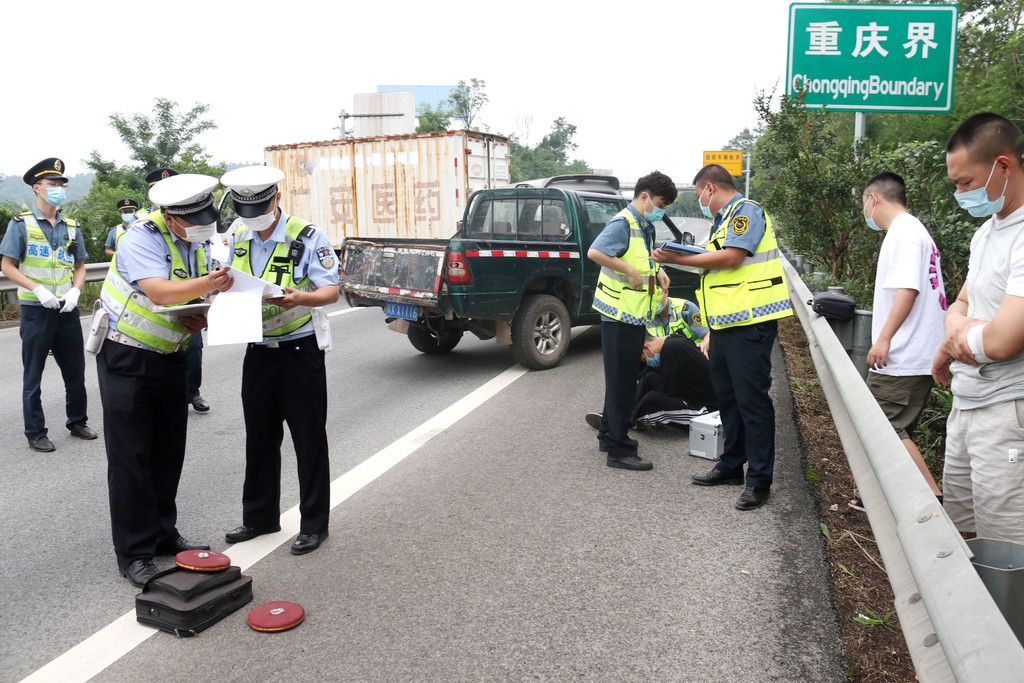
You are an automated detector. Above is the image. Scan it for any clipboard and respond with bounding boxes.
[152,302,212,320]
[659,241,709,255]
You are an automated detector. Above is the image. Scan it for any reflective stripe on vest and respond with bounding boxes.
[16,212,78,302]
[231,216,315,339]
[100,215,208,353]
[698,199,792,329]
[591,208,660,325]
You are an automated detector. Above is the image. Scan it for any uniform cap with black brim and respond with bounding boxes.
[221,166,285,218]
[23,157,69,185]
[149,174,220,225]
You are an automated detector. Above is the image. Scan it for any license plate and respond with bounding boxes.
[385,302,419,321]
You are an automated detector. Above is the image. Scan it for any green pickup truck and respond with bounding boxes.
[340,175,699,370]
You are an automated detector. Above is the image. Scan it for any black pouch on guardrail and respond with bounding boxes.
[809,291,855,321]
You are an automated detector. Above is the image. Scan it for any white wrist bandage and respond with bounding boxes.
[967,323,993,364]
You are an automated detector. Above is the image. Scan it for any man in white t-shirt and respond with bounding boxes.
[932,112,1024,543]
[861,172,947,503]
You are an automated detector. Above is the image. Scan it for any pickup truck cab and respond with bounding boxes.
[341,175,699,369]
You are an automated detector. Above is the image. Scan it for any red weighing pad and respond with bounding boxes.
[247,601,305,633]
[175,550,231,572]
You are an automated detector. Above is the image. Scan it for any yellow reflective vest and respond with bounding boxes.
[231,216,317,339]
[14,211,79,303]
[592,208,660,325]
[647,297,699,342]
[698,198,792,330]
[100,215,208,353]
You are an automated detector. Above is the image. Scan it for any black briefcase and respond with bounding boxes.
[810,291,855,321]
[136,566,253,637]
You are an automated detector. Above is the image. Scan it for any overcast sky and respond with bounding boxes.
[3,0,809,186]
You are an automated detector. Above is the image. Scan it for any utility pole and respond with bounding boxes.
[744,152,751,197]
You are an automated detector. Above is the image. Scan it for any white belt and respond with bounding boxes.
[105,328,178,355]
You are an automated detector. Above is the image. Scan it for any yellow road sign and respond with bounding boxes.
[702,150,744,176]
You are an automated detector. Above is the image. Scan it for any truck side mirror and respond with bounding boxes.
[681,231,695,246]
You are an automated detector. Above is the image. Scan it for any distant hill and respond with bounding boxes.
[0,172,94,206]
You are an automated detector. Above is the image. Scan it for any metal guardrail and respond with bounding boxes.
[784,257,1024,681]
[0,262,110,297]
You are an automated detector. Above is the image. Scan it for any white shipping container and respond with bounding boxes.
[265,130,510,247]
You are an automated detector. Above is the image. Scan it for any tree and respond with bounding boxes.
[416,102,451,133]
[725,127,760,154]
[78,98,226,261]
[509,118,592,182]
[447,78,488,130]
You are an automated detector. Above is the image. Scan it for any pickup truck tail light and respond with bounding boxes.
[447,251,472,285]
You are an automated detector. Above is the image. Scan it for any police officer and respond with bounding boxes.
[143,167,210,412]
[105,198,140,257]
[654,164,792,510]
[96,173,233,586]
[221,165,339,556]
[587,170,677,471]
[0,158,96,452]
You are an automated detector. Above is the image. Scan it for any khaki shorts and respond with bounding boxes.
[943,400,1024,542]
[867,372,933,440]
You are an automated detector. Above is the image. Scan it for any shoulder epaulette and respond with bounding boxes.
[14,212,29,222]
[139,219,160,233]
[298,225,317,240]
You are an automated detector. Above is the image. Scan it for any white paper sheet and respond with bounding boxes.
[206,270,284,346]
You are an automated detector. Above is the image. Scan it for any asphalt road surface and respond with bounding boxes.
[1,301,845,682]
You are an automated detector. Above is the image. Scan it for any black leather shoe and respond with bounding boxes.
[585,412,602,430]
[735,487,771,511]
[157,535,211,554]
[69,423,97,440]
[606,455,653,471]
[291,531,328,555]
[121,558,159,587]
[190,396,210,413]
[29,436,56,452]
[692,467,745,486]
[225,524,281,543]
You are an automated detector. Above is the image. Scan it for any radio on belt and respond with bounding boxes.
[689,411,725,461]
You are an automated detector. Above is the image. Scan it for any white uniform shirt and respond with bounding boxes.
[871,212,947,376]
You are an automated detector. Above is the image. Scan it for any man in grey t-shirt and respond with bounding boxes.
[933,113,1024,543]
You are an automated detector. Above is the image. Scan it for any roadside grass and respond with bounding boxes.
[778,317,916,683]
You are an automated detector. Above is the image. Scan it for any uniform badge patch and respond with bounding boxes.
[692,312,703,327]
[731,215,749,236]
[234,247,247,258]
[316,245,335,269]
[173,267,189,280]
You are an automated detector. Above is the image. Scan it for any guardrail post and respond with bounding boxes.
[851,309,872,380]
[967,538,1024,645]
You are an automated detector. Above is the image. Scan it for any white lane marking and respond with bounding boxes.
[327,306,370,318]
[22,364,531,683]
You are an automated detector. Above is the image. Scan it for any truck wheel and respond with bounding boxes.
[407,324,463,354]
[511,295,570,370]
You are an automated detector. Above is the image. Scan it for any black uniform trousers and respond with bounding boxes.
[20,304,88,440]
[97,340,188,569]
[186,331,203,400]
[240,333,331,535]
[598,318,647,457]
[709,320,778,490]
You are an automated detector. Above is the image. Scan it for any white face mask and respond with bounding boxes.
[244,210,277,231]
[172,218,218,243]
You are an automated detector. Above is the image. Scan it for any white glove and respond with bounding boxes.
[33,286,61,310]
[60,287,81,313]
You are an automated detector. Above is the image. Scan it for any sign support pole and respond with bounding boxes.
[855,112,866,143]
[744,153,751,197]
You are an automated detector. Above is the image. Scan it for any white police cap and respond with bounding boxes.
[221,165,285,218]
[149,174,220,224]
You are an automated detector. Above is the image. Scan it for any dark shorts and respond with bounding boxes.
[866,372,933,440]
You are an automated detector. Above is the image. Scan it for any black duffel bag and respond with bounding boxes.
[809,291,855,321]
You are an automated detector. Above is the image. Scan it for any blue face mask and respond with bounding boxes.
[697,186,714,219]
[955,160,1008,218]
[643,195,666,222]
[121,212,136,224]
[44,186,66,207]
[864,198,882,232]
[645,352,662,368]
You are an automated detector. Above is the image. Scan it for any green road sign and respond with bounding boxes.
[787,3,959,113]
